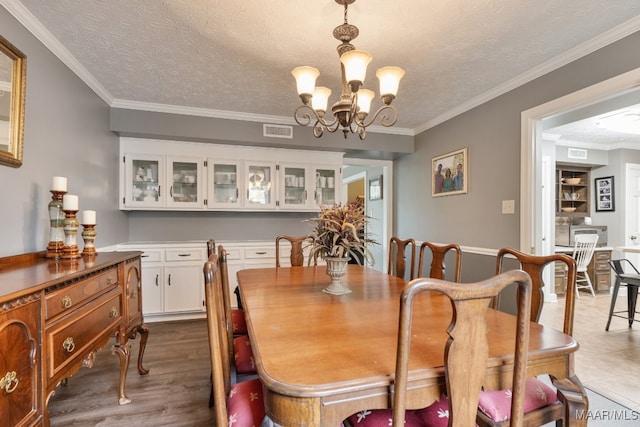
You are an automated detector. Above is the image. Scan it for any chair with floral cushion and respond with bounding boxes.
[207,247,257,408]
[275,234,317,267]
[204,253,267,427]
[478,247,584,426]
[344,270,533,427]
[388,236,416,280]
[416,241,462,282]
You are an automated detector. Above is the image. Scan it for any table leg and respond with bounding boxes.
[136,323,150,375]
[112,343,132,405]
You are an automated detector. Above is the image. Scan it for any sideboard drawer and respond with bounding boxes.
[45,267,119,320]
[165,248,205,262]
[139,250,162,263]
[44,288,122,382]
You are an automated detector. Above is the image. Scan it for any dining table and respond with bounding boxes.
[237,264,588,427]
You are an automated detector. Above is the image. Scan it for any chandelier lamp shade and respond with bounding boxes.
[291,0,405,140]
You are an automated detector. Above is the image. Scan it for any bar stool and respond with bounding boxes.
[606,259,640,331]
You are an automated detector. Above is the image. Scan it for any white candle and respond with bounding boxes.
[52,176,67,192]
[81,210,96,225]
[63,194,78,211]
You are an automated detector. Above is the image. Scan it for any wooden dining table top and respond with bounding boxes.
[237,265,581,425]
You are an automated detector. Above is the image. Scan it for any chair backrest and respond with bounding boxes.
[387,237,416,280]
[203,253,232,423]
[417,241,462,282]
[217,245,236,371]
[609,258,640,277]
[496,247,577,336]
[571,234,598,271]
[275,234,317,267]
[392,270,532,426]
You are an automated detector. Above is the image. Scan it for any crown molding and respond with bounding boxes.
[414,15,640,135]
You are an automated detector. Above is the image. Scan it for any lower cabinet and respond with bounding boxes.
[554,248,611,295]
[118,242,207,320]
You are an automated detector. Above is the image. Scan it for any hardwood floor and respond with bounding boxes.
[48,291,640,425]
[48,319,215,426]
[539,291,640,412]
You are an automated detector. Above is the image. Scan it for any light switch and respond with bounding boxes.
[502,200,515,214]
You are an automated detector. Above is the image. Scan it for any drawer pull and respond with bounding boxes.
[129,291,136,299]
[178,253,192,257]
[155,274,159,286]
[61,296,72,308]
[107,278,114,285]
[255,251,267,255]
[141,254,150,258]
[63,337,75,353]
[109,307,119,318]
[168,274,172,286]
[0,371,18,394]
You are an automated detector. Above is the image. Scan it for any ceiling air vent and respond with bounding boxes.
[263,124,293,139]
[567,148,587,160]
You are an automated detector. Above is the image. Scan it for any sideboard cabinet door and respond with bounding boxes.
[0,298,41,426]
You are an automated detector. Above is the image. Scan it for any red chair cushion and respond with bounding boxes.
[233,335,256,374]
[227,378,265,427]
[232,308,248,335]
[478,377,558,422]
[345,408,425,426]
[415,395,451,426]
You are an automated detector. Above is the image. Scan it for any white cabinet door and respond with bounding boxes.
[208,159,243,209]
[244,161,277,209]
[164,265,203,313]
[124,154,165,208]
[313,166,341,207]
[279,163,315,211]
[141,265,163,315]
[166,156,204,208]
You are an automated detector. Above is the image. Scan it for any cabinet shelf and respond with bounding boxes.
[556,166,590,217]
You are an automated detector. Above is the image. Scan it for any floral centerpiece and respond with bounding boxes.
[307,200,377,294]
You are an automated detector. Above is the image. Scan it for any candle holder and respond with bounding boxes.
[61,209,82,260]
[81,224,97,256]
[46,190,67,258]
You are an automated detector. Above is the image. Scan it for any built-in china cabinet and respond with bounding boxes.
[120,138,343,212]
[556,166,590,218]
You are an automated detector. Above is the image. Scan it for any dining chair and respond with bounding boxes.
[203,254,268,426]
[387,236,416,280]
[206,248,257,408]
[345,270,535,427]
[606,258,640,331]
[275,234,317,267]
[494,247,577,335]
[572,234,599,298]
[416,241,462,282]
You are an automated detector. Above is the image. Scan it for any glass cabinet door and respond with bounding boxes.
[245,162,276,209]
[209,160,241,209]
[315,167,338,207]
[167,157,203,208]
[281,165,309,209]
[127,155,164,208]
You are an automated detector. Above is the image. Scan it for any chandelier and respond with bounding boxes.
[291,0,405,140]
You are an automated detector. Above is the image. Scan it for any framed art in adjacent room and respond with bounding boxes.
[595,176,614,212]
[369,175,383,200]
[432,147,468,197]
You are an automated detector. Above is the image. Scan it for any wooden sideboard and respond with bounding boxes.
[0,251,148,426]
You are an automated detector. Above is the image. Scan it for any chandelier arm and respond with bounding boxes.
[355,105,399,128]
[294,105,333,128]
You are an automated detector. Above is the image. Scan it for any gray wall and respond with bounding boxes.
[0,8,128,257]
[396,31,640,262]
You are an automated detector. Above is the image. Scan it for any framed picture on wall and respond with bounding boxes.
[595,176,615,212]
[432,147,468,197]
[369,175,383,200]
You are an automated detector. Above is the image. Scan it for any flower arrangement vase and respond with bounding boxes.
[323,256,351,295]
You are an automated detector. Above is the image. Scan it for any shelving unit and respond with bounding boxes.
[556,166,590,218]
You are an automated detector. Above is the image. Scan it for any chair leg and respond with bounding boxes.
[628,285,639,328]
[606,278,622,331]
[577,272,596,297]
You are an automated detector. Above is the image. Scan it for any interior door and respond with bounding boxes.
[625,163,640,268]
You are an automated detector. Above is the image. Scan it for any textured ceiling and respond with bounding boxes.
[5,0,640,138]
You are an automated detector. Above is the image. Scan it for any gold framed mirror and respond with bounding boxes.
[0,34,26,168]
